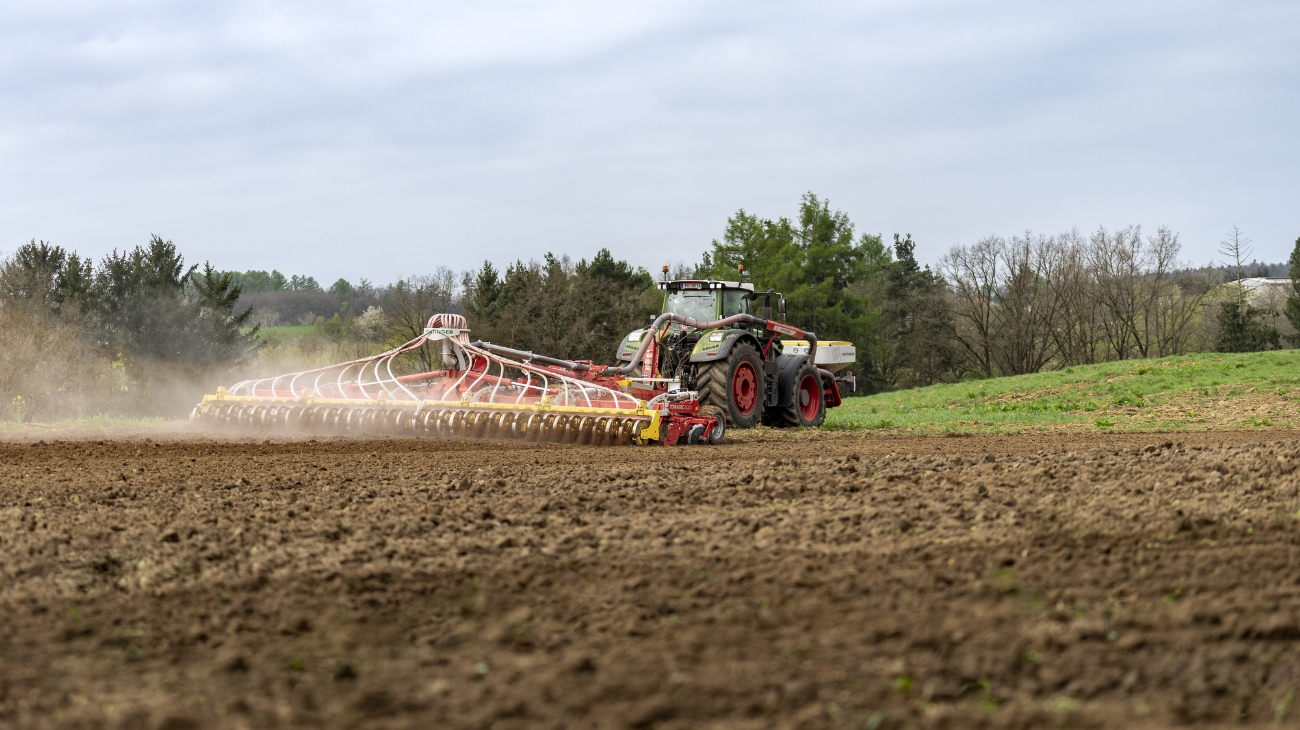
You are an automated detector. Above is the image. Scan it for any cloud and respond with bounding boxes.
[0,0,1296,282]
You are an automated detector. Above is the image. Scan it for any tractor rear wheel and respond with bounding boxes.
[695,342,763,428]
[772,361,826,428]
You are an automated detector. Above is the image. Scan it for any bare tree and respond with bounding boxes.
[1219,225,1253,310]
[1087,226,1149,360]
[940,236,1001,378]
[1093,225,1185,358]
[939,223,1216,374]
[992,233,1059,375]
[1043,229,1105,366]
[1143,227,1214,357]
[381,267,459,372]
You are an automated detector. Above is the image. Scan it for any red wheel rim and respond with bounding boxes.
[798,373,820,422]
[732,362,758,415]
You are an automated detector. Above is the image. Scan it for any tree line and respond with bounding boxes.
[689,195,1298,390]
[232,194,1300,394]
[462,250,657,363]
[0,236,255,418]
[2,199,1297,420]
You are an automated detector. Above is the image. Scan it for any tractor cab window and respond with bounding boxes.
[664,289,718,323]
[721,289,752,318]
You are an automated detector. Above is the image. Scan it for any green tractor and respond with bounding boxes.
[616,271,856,429]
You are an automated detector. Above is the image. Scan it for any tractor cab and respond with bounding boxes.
[616,271,791,365]
[658,275,787,324]
[661,279,753,322]
[614,270,796,378]
[657,278,789,360]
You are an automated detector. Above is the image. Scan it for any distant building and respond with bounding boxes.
[1231,277,1296,342]
[1235,277,1293,297]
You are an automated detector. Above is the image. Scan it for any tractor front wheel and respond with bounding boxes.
[695,342,763,428]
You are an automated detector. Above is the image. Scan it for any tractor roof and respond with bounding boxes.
[658,279,756,292]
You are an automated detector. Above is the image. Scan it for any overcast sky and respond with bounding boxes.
[1,0,1297,284]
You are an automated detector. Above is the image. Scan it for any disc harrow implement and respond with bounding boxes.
[191,314,722,446]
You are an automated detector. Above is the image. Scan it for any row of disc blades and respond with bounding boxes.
[191,402,651,445]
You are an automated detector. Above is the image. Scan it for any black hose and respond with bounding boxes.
[612,313,816,375]
[473,314,819,378]
[470,342,594,372]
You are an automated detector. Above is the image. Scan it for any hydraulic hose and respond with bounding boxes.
[607,312,818,375]
[471,342,595,372]
[473,313,818,377]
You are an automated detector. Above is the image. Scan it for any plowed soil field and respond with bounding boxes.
[4,429,1300,729]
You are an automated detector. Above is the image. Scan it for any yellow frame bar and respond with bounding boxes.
[197,393,663,441]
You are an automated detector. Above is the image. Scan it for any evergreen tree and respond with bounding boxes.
[93,236,259,401]
[570,249,656,361]
[1285,236,1300,346]
[93,236,196,365]
[328,278,356,300]
[0,240,92,313]
[464,261,503,324]
[462,251,655,362]
[706,210,792,284]
[189,263,259,367]
[228,270,276,293]
[1216,301,1280,353]
[705,193,896,391]
[877,234,957,388]
[288,274,321,291]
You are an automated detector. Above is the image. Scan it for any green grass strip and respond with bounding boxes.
[826,350,1300,434]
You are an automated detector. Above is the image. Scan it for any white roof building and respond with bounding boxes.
[1235,277,1292,293]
